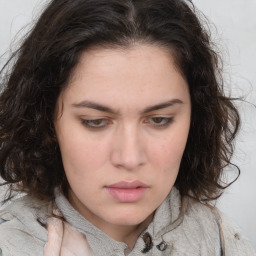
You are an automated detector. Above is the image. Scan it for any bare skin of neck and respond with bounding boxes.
[106,214,154,250]
[68,190,154,250]
[79,208,153,250]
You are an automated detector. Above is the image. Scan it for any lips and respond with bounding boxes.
[105,180,149,203]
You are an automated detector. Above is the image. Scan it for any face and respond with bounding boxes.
[54,44,191,237]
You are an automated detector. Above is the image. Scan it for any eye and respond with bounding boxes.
[148,117,173,127]
[81,119,109,129]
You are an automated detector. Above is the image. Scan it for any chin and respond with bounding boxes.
[105,209,154,227]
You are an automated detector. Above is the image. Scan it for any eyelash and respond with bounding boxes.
[81,119,110,129]
[146,117,174,127]
[81,117,174,130]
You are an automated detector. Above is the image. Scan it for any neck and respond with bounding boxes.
[103,214,153,249]
[67,189,154,250]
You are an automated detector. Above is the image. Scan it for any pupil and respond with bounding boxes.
[154,118,163,123]
[93,120,102,125]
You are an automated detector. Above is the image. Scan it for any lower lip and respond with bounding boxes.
[105,187,148,203]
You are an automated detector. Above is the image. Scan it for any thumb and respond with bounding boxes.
[44,218,64,256]
[61,222,94,256]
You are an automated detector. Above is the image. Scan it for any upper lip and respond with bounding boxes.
[106,180,149,189]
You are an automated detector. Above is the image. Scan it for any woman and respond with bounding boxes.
[0,0,254,255]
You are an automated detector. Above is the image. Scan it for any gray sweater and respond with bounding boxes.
[0,188,254,256]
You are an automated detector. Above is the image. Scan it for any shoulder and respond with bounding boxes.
[185,198,255,256]
[0,195,50,256]
[165,189,255,256]
[217,212,255,256]
[161,190,221,255]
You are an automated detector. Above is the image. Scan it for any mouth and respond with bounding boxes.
[105,180,149,203]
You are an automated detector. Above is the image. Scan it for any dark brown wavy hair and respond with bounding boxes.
[0,0,240,203]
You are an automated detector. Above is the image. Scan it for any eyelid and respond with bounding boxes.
[145,116,174,128]
[81,118,111,129]
[80,116,174,130]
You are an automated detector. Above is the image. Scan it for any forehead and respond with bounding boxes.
[61,44,189,108]
[71,44,183,81]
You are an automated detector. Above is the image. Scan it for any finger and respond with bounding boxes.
[44,218,64,256]
[61,222,94,256]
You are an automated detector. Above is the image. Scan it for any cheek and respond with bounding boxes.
[150,131,188,168]
[57,127,108,178]
[60,139,106,192]
[63,140,106,171]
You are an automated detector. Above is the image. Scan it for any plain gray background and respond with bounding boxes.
[0,0,255,250]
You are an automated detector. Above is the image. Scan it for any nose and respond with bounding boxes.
[110,125,146,171]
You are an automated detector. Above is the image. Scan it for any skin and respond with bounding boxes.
[54,44,191,250]
[44,218,94,256]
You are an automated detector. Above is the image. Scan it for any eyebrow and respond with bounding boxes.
[142,99,183,114]
[72,99,183,114]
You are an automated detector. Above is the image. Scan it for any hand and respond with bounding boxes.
[44,218,94,256]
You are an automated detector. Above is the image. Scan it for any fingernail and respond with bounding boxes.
[37,217,47,228]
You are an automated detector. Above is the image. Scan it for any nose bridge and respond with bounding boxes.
[111,122,146,170]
